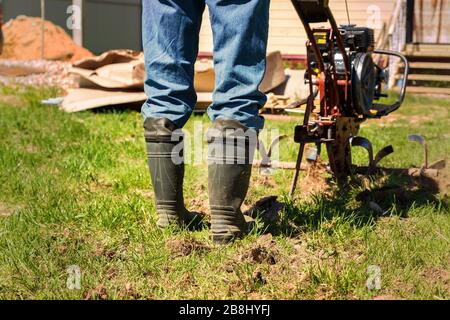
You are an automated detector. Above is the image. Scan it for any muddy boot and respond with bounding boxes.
[144,117,203,229]
[207,119,258,244]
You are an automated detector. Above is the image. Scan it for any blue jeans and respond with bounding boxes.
[141,0,269,132]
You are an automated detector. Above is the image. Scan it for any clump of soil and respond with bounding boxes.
[1,16,93,62]
[436,167,450,196]
[84,284,108,300]
[238,234,278,265]
[118,283,141,299]
[166,237,210,257]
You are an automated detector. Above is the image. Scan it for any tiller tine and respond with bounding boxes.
[408,134,428,169]
[351,136,394,174]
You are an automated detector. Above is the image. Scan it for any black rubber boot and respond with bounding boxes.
[144,117,202,229]
[207,119,257,244]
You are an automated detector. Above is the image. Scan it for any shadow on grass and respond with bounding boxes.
[249,169,447,238]
[90,102,143,114]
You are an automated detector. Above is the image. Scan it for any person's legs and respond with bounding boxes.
[142,0,205,229]
[205,0,270,243]
[206,0,270,132]
[142,0,205,127]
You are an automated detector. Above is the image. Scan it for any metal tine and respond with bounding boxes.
[267,135,288,158]
[408,134,428,169]
[351,136,375,170]
[257,140,271,166]
[429,159,446,170]
[373,145,394,168]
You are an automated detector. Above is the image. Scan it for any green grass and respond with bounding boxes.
[0,86,448,300]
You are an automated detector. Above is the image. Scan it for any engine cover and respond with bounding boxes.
[339,25,375,53]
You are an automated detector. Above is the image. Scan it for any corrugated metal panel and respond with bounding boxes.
[83,0,142,54]
[199,0,396,55]
[2,0,142,54]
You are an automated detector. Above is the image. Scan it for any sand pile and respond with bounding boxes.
[0,15,93,62]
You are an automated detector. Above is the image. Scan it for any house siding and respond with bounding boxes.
[199,0,396,55]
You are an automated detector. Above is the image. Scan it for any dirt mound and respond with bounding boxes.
[0,16,93,62]
[238,234,279,265]
[166,238,210,257]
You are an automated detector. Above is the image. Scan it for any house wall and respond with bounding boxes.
[414,0,450,44]
[199,0,396,56]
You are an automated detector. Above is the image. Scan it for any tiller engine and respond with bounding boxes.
[289,0,409,195]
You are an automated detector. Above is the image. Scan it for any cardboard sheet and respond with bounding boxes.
[62,88,147,113]
[64,49,287,112]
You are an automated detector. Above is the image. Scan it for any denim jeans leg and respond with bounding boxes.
[141,0,206,128]
[205,0,270,132]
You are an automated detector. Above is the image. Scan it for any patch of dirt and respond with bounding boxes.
[0,203,13,217]
[118,283,141,299]
[24,145,39,154]
[166,237,210,258]
[133,188,154,199]
[376,114,399,124]
[87,179,114,193]
[252,268,267,286]
[188,183,209,214]
[189,197,209,216]
[421,267,450,289]
[373,295,399,300]
[287,239,313,267]
[253,174,276,189]
[375,114,436,126]
[0,202,21,217]
[84,284,108,300]
[90,241,120,261]
[408,115,434,125]
[176,273,198,290]
[436,168,450,196]
[297,161,333,199]
[315,284,336,300]
[237,234,279,265]
[0,95,24,107]
[105,267,118,280]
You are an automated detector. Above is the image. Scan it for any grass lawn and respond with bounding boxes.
[0,86,448,300]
